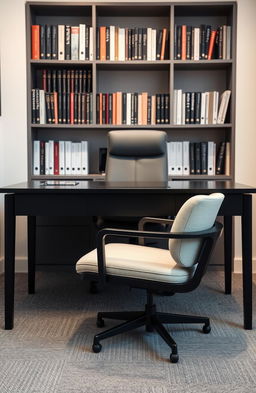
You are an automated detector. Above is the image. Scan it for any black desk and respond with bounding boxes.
[1,180,255,330]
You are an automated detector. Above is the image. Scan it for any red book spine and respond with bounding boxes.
[181,25,187,60]
[207,30,217,60]
[53,92,58,124]
[105,93,109,124]
[42,69,47,91]
[70,92,74,124]
[54,142,59,175]
[31,25,40,59]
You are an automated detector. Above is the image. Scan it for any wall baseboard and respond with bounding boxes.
[0,257,256,274]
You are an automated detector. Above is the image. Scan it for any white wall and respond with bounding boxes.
[0,0,256,272]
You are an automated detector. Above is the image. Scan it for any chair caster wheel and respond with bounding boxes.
[170,353,179,363]
[97,318,105,328]
[203,324,211,334]
[92,342,102,353]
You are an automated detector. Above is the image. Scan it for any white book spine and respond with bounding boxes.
[118,28,125,61]
[173,90,177,124]
[45,142,49,175]
[200,92,206,124]
[217,90,231,124]
[71,142,77,175]
[182,93,186,125]
[76,142,82,175]
[169,142,177,175]
[33,140,40,175]
[176,89,182,125]
[81,141,89,175]
[194,27,200,60]
[39,90,46,124]
[207,141,214,175]
[48,140,54,175]
[147,28,152,61]
[71,26,79,60]
[183,141,190,175]
[65,141,72,175]
[151,29,156,61]
[58,25,65,60]
[213,91,219,124]
[176,141,183,175]
[89,26,93,60]
[59,141,65,175]
[213,142,216,175]
[167,142,172,176]
[79,24,86,60]
[126,93,131,125]
[204,92,209,125]
[110,26,115,61]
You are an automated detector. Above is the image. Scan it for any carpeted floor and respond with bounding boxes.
[0,271,256,393]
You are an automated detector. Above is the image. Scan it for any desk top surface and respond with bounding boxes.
[0,180,256,194]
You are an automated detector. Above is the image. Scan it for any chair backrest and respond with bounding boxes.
[105,130,168,182]
[169,193,224,267]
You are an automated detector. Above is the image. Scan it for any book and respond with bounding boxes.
[71,26,79,60]
[31,25,40,59]
[58,25,65,60]
[217,90,231,124]
[216,141,226,174]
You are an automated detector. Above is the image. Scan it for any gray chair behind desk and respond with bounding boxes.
[96,130,168,229]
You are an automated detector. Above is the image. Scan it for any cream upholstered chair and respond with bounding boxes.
[77,193,224,363]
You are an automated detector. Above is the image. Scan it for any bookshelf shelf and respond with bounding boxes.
[27,1,236,180]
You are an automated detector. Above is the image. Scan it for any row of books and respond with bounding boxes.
[96,26,168,61]
[167,141,230,176]
[174,25,232,60]
[33,140,89,175]
[38,69,92,94]
[173,89,231,125]
[31,24,93,60]
[96,93,169,125]
[31,89,93,124]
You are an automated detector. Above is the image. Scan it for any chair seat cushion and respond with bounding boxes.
[76,243,196,284]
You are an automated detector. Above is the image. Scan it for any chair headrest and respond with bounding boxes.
[108,130,167,157]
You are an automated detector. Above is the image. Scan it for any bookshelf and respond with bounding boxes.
[26,1,237,181]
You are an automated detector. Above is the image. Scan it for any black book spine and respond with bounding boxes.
[77,93,81,124]
[102,93,106,125]
[156,94,161,124]
[47,69,51,92]
[35,89,40,123]
[46,25,52,59]
[186,26,192,60]
[160,94,165,124]
[66,93,70,124]
[131,29,135,60]
[164,94,169,124]
[216,141,226,174]
[62,70,66,123]
[96,94,100,124]
[78,70,83,93]
[50,93,55,124]
[174,25,177,60]
[74,70,79,93]
[176,25,182,59]
[138,28,143,60]
[142,28,147,60]
[134,93,138,124]
[109,93,113,124]
[128,29,132,60]
[96,27,100,60]
[189,142,195,174]
[134,28,138,60]
[52,70,57,92]
[40,25,46,59]
[51,25,58,59]
[81,93,85,124]
[195,92,201,124]
[40,141,45,175]
[88,93,92,124]
[122,93,127,124]
[195,142,201,174]
[185,92,191,124]
[201,142,208,175]
[147,95,151,125]
[85,25,89,60]
[200,25,206,59]
[214,28,220,60]
[106,26,110,60]
[57,70,62,123]
[82,70,87,93]
[65,26,71,60]
[45,93,51,123]
[74,93,78,124]
[31,89,36,123]
[190,92,195,124]
[218,26,223,59]
[205,25,212,58]
[156,29,163,60]
[87,70,92,93]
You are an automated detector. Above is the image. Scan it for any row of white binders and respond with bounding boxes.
[33,140,88,175]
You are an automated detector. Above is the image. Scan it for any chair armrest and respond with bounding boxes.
[96,223,222,285]
[138,217,174,245]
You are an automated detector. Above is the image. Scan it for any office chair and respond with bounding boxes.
[76,193,224,362]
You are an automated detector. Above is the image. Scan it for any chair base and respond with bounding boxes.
[92,292,210,363]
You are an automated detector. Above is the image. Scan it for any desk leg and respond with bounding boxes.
[224,216,233,294]
[242,194,252,330]
[28,216,36,294]
[5,194,16,330]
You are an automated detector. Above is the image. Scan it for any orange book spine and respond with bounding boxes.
[116,92,122,125]
[115,27,119,61]
[207,30,217,60]
[181,25,187,60]
[142,92,148,125]
[53,92,58,124]
[100,26,106,61]
[112,93,116,125]
[99,93,103,124]
[160,28,167,60]
[31,25,40,59]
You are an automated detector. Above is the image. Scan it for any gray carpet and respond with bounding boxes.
[0,271,256,393]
